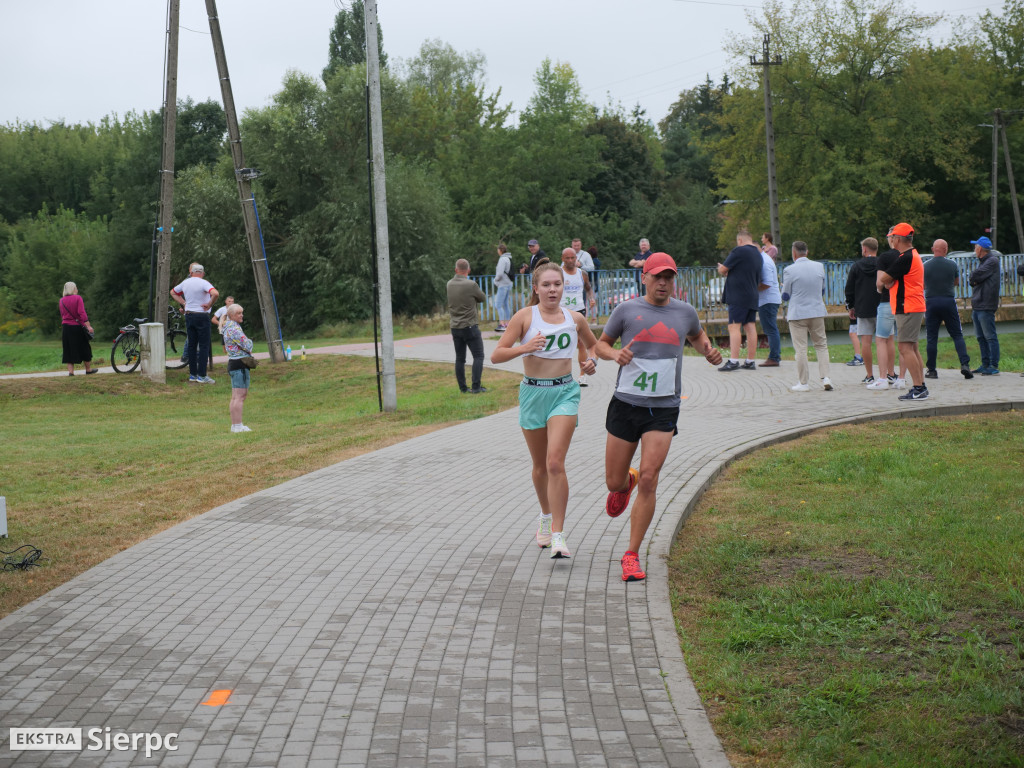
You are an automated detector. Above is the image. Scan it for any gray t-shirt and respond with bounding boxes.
[604,297,702,408]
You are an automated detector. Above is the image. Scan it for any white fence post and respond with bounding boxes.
[140,323,166,383]
[1,496,7,538]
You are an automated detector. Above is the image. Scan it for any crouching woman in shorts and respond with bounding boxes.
[491,262,598,558]
[222,303,254,433]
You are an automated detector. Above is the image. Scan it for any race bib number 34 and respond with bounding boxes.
[616,357,677,397]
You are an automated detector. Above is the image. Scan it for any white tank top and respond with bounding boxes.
[525,306,577,359]
[560,268,585,312]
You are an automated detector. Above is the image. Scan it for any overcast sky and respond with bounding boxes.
[0,0,1004,130]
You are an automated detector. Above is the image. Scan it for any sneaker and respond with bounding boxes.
[536,517,552,548]
[470,386,488,393]
[198,375,216,384]
[188,375,200,383]
[718,360,741,372]
[981,367,1000,375]
[606,467,639,518]
[867,378,890,390]
[759,359,780,367]
[550,532,571,559]
[961,365,974,379]
[898,386,930,401]
[230,424,252,433]
[892,378,907,389]
[740,361,756,370]
[822,377,834,391]
[621,552,646,582]
[578,374,589,387]
[861,375,875,384]
[494,325,507,332]
[886,374,897,384]
[845,355,863,366]
[972,365,987,374]
[925,369,938,379]
[790,382,810,392]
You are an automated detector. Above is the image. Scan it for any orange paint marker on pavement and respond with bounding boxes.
[201,690,232,707]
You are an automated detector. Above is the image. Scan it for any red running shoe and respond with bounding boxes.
[621,551,646,582]
[606,467,639,518]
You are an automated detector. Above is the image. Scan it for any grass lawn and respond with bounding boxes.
[0,355,522,618]
[670,412,1024,767]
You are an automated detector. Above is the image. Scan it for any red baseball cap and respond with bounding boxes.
[643,252,678,275]
[888,222,914,237]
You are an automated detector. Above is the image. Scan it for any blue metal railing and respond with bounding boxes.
[471,255,1024,323]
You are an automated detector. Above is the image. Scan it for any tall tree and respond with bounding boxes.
[523,59,595,124]
[322,0,387,82]
[711,0,984,256]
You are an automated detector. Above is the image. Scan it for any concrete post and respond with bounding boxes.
[140,323,166,383]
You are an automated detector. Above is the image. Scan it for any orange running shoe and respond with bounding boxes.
[621,551,646,582]
[606,467,639,517]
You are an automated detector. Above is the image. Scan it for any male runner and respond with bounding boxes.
[595,253,723,582]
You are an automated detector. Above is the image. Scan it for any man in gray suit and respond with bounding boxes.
[781,241,833,392]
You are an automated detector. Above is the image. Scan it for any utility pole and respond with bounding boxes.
[364,0,397,412]
[153,0,180,384]
[999,111,1024,253]
[205,0,285,362]
[990,110,999,248]
[751,33,782,248]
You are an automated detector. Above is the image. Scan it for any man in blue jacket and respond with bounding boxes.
[968,236,1001,375]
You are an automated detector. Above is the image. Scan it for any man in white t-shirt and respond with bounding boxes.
[212,296,236,353]
[171,263,219,383]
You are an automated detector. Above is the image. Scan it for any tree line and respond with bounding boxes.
[1,0,1020,340]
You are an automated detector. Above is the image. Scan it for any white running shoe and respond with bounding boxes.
[578,374,589,387]
[822,377,834,391]
[550,532,571,559]
[230,424,252,433]
[866,378,890,390]
[892,378,907,389]
[791,382,810,392]
[536,516,552,548]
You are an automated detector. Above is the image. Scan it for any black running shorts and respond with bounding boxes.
[605,396,679,443]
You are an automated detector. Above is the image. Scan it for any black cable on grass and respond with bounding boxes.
[1,546,42,571]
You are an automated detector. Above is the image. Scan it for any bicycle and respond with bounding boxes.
[110,306,189,373]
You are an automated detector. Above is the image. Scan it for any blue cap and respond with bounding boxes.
[527,239,539,246]
[971,236,993,249]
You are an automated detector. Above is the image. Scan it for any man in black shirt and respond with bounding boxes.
[716,230,762,371]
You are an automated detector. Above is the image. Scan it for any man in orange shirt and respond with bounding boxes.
[877,222,928,400]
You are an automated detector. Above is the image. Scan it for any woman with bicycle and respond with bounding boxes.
[223,303,254,433]
[59,282,98,376]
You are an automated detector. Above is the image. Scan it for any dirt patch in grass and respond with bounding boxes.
[758,552,891,584]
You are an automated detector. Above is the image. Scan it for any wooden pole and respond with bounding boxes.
[205,0,285,362]
[751,34,782,248]
[999,113,1024,253]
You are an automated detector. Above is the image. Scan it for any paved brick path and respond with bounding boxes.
[1,337,1020,767]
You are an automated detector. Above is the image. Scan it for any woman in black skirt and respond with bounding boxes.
[59,282,97,375]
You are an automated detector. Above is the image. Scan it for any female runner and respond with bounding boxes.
[491,261,599,558]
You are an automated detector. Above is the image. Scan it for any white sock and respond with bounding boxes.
[729,358,738,364]
[539,513,552,522]
[745,359,754,364]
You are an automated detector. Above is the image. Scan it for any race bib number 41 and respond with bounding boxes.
[616,357,677,397]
